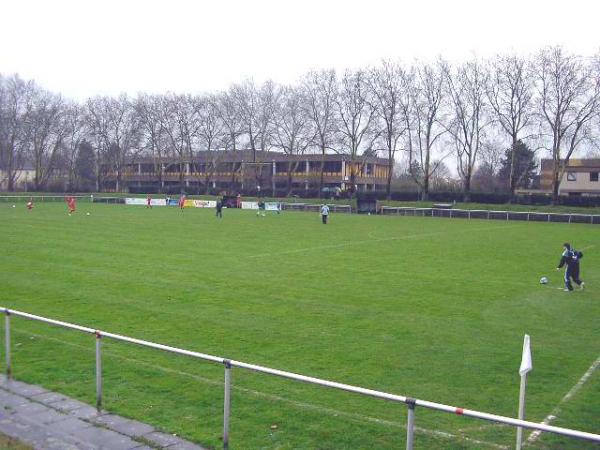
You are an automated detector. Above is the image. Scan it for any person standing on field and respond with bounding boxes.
[146,194,152,208]
[556,242,584,292]
[65,196,76,215]
[178,194,186,210]
[216,199,223,218]
[320,204,330,224]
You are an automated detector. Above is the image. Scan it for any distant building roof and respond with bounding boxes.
[541,158,600,170]
[130,150,389,165]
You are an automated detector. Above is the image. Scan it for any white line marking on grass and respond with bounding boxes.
[17,329,506,449]
[525,355,600,445]
[248,224,517,259]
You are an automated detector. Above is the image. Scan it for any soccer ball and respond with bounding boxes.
[86,212,90,216]
[12,205,15,208]
[540,276,549,284]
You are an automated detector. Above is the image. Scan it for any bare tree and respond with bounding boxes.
[537,47,600,203]
[232,80,278,188]
[195,94,225,193]
[272,85,315,195]
[487,54,535,197]
[21,89,67,190]
[0,74,33,190]
[216,89,242,152]
[445,58,492,201]
[471,139,505,192]
[430,160,455,191]
[137,94,167,191]
[61,102,86,190]
[215,89,243,189]
[86,94,140,192]
[406,61,450,200]
[84,97,110,191]
[159,94,200,190]
[335,69,379,192]
[302,69,338,196]
[232,80,277,157]
[368,60,409,199]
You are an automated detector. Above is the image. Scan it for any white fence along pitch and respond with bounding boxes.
[1,308,599,450]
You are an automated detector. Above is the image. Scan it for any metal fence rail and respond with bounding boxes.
[280,202,352,213]
[0,194,93,203]
[1,307,599,449]
[380,206,600,225]
[91,196,126,204]
[2,195,353,210]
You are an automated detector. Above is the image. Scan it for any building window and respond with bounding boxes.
[590,172,599,182]
[567,172,577,181]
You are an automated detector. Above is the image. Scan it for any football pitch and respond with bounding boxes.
[0,202,598,449]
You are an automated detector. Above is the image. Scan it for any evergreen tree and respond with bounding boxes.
[498,141,537,192]
[75,140,96,190]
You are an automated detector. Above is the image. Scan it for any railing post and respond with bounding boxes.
[406,398,416,450]
[223,360,232,450]
[95,331,102,411]
[5,310,11,379]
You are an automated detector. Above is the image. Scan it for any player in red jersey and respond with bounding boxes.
[65,196,76,215]
[179,194,186,210]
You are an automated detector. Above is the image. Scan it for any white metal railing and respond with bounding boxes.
[380,206,600,225]
[1,308,599,449]
[0,194,93,202]
[280,202,352,213]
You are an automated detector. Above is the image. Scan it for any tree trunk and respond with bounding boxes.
[463,174,471,202]
[423,146,431,201]
[551,166,560,205]
[386,158,393,200]
[319,147,325,198]
[508,136,518,202]
[204,165,212,194]
[349,168,356,195]
[421,175,430,201]
[179,161,184,192]
[7,150,15,191]
[287,161,293,196]
[159,165,164,194]
[116,167,121,192]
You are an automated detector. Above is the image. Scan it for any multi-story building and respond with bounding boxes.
[102,150,390,193]
[540,159,600,196]
[0,163,36,191]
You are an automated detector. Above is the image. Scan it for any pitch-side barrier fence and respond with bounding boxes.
[0,194,354,211]
[380,206,600,225]
[1,308,598,450]
[280,202,352,213]
[0,194,93,203]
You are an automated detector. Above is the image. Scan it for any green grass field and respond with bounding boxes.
[0,202,598,449]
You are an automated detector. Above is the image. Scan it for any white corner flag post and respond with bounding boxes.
[516,334,532,450]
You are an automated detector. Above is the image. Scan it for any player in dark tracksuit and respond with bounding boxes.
[556,243,584,292]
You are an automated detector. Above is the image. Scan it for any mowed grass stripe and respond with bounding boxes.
[0,203,598,449]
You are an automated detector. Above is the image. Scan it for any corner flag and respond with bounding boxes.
[516,334,533,450]
[519,334,532,376]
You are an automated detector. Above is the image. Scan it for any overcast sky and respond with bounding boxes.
[1,0,599,101]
